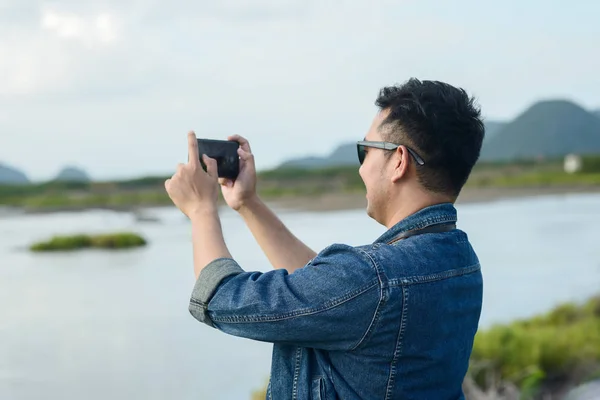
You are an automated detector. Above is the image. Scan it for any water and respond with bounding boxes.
[1,193,599,399]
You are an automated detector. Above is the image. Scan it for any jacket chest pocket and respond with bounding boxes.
[311,377,325,400]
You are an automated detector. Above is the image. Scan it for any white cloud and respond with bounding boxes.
[1,0,464,101]
[0,32,69,96]
[0,0,599,181]
[0,5,122,97]
[41,10,85,39]
[41,9,118,45]
[95,13,117,42]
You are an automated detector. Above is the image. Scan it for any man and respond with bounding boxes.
[165,78,485,399]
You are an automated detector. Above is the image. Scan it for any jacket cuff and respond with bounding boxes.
[189,258,244,327]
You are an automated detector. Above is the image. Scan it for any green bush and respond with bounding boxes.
[90,233,147,248]
[470,295,600,391]
[580,155,600,173]
[486,171,600,187]
[30,234,92,251]
[30,232,147,252]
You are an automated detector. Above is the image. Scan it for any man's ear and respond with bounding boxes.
[391,145,411,183]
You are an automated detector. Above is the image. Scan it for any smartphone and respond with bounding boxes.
[196,138,240,180]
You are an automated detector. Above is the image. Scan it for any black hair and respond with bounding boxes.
[375,78,485,198]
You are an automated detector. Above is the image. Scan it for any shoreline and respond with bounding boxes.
[263,185,600,213]
[1,186,599,217]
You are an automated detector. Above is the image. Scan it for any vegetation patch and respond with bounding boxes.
[467,295,600,398]
[30,232,147,252]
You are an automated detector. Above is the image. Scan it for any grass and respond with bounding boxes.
[469,295,600,395]
[30,232,147,252]
[2,156,600,212]
[466,171,600,188]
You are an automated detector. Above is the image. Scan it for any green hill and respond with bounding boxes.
[278,143,359,169]
[0,163,29,185]
[480,100,600,161]
[279,121,506,169]
[483,120,506,143]
[54,166,91,182]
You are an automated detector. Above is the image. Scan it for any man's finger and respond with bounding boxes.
[238,147,254,161]
[188,131,200,166]
[164,178,171,191]
[203,155,218,178]
[227,134,252,153]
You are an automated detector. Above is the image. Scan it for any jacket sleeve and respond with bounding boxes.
[188,243,382,351]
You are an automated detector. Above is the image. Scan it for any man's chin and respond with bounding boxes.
[366,201,384,225]
[365,202,374,219]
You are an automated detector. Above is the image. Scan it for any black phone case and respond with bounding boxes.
[197,139,240,180]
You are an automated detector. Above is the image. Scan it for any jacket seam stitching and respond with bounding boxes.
[267,380,272,400]
[350,249,386,351]
[211,280,379,323]
[395,215,456,234]
[389,263,480,286]
[291,347,302,400]
[385,285,409,400]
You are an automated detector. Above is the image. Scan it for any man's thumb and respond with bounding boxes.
[219,178,233,187]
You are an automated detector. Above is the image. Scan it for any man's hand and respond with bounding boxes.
[219,134,258,211]
[165,131,220,218]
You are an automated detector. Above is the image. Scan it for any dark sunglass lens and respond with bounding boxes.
[357,144,365,164]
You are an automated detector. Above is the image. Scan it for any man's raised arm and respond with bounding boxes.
[219,135,317,274]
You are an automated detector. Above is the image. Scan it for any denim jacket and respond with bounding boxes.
[189,203,483,399]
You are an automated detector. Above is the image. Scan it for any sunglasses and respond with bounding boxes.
[357,141,426,166]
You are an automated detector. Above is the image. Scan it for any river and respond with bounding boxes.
[1,193,599,399]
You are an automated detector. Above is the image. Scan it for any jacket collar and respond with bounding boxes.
[373,203,458,244]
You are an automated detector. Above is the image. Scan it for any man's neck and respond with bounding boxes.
[384,193,454,229]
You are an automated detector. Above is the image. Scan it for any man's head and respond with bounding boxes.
[358,78,485,227]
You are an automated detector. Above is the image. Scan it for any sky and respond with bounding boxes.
[1,0,599,182]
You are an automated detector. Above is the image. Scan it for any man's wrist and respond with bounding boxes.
[238,195,261,216]
[190,204,219,220]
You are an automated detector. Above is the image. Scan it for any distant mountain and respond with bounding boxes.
[0,163,30,185]
[279,121,507,169]
[484,120,506,143]
[278,143,359,169]
[480,100,600,161]
[278,103,600,169]
[54,166,91,182]
[593,109,600,119]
